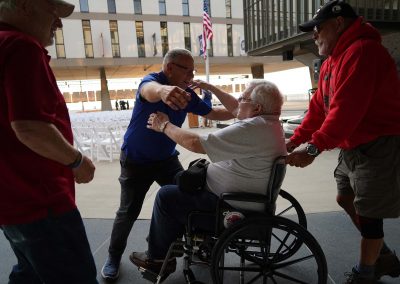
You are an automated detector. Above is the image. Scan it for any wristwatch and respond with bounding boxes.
[306,144,320,157]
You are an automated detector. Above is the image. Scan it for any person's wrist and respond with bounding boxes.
[67,151,83,169]
[159,121,170,133]
[306,144,320,157]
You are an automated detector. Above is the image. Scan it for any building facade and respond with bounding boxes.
[50,0,299,81]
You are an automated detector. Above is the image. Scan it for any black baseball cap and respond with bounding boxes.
[299,0,358,32]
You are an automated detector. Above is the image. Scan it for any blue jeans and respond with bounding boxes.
[108,152,184,258]
[1,209,97,284]
[148,185,219,259]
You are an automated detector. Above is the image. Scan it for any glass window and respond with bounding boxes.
[227,24,233,56]
[159,0,166,15]
[80,0,89,13]
[82,20,94,58]
[135,21,145,57]
[183,22,191,51]
[160,22,169,56]
[107,0,116,14]
[133,0,142,15]
[109,21,120,58]
[182,0,189,16]
[226,0,231,18]
[54,28,66,58]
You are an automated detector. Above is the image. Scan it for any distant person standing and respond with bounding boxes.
[120,100,126,110]
[115,99,119,110]
[101,48,235,280]
[286,1,400,283]
[0,0,97,283]
[126,100,129,110]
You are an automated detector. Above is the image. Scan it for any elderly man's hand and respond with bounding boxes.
[285,149,315,168]
[73,156,95,183]
[190,79,211,90]
[159,86,191,110]
[286,140,298,153]
[147,111,169,132]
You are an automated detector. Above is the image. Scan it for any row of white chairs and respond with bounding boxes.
[70,111,132,162]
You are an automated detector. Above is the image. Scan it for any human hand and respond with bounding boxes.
[73,156,95,183]
[159,86,191,110]
[285,149,315,168]
[147,111,169,132]
[286,140,298,153]
[190,79,211,91]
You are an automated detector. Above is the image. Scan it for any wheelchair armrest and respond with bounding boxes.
[219,192,268,203]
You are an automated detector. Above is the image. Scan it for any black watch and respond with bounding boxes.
[306,144,320,157]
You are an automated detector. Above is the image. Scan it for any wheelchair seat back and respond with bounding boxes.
[266,155,287,206]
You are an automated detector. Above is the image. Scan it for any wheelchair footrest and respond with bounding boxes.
[138,266,162,283]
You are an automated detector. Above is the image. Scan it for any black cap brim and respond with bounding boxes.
[299,18,325,32]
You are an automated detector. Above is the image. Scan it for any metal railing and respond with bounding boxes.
[244,0,400,54]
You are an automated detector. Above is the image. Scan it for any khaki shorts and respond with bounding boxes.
[334,135,400,218]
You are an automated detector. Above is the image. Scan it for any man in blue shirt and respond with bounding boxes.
[101,48,234,280]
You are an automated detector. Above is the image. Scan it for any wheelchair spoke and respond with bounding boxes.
[247,272,262,284]
[271,270,310,284]
[273,254,315,269]
[271,230,292,262]
[275,205,294,216]
[211,217,327,284]
[217,265,263,273]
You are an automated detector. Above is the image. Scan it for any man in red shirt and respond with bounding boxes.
[0,0,97,283]
[286,1,400,283]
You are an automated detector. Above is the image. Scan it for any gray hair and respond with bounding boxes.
[162,48,193,66]
[246,80,283,115]
[0,0,16,13]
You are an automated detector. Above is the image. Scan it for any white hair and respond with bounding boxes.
[246,79,283,115]
[162,48,193,67]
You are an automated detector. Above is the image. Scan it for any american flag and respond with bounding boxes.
[202,0,213,59]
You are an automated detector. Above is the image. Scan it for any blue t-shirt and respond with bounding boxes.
[122,71,212,163]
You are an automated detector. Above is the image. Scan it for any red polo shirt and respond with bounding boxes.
[0,22,76,225]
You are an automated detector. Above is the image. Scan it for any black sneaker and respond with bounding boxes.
[375,251,400,279]
[101,255,121,281]
[343,267,377,284]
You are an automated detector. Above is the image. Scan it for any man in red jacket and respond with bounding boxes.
[286,1,400,283]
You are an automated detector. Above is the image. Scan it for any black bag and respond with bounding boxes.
[175,158,210,193]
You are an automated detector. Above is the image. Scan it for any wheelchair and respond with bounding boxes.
[138,156,328,284]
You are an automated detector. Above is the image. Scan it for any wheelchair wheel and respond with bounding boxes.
[211,216,327,284]
[276,189,307,228]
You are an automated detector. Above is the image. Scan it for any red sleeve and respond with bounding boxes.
[310,41,377,151]
[5,37,59,123]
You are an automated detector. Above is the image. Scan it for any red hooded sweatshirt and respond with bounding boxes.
[291,17,400,151]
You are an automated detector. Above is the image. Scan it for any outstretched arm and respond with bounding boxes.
[141,82,191,110]
[191,80,238,119]
[147,112,206,154]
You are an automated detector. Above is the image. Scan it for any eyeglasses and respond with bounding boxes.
[238,96,252,103]
[313,24,322,33]
[171,62,196,76]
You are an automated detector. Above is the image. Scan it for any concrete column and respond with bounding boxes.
[100,67,112,111]
[251,64,264,79]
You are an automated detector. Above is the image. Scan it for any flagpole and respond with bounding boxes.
[205,39,210,83]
